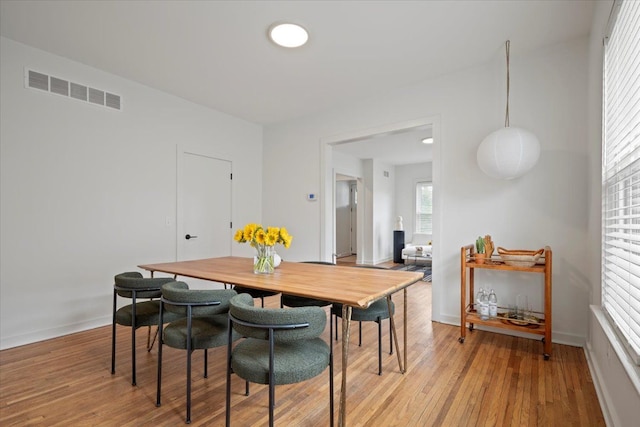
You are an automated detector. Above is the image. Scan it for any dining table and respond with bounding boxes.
[138,256,423,426]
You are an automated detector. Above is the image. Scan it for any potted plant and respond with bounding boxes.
[475,236,486,264]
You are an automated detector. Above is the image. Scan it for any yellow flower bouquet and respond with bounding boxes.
[234,223,293,274]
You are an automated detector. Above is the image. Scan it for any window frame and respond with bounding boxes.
[601,0,640,366]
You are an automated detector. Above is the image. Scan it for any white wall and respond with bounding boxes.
[372,160,394,264]
[584,1,640,425]
[263,37,590,344]
[0,37,263,349]
[395,162,433,242]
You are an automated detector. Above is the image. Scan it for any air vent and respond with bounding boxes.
[105,92,121,110]
[24,68,122,111]
[70,82,87,101]
[88,88,104,106]
[50,77,69,96]
[28,70,48,91]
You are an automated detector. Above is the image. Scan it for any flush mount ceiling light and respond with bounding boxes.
[268,23,309,48]
[477,40,540,180]
[422,137,434,144]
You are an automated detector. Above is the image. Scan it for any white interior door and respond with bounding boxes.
[350,181,357,255]
[178,151,232,266]
[335,180,351,258]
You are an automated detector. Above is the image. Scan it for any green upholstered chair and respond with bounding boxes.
[226,293,333,427]
[331,265,395,375]
[156,281,239,424]
[280,261,335,308]
[111,271,182,386]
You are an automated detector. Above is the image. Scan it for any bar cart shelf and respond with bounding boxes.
[459,244,552,359]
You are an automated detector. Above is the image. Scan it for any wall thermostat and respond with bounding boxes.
[307,193,317,201]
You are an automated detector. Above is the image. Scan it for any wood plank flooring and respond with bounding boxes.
[0,282,604,426]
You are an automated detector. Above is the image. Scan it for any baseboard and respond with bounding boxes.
[584,341,615,427]
[0,316,110,350]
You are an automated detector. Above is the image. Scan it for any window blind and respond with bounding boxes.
[602,0,640,364]
[415,182,433,234]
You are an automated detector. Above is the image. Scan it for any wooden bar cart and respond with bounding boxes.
[459,244,552,359]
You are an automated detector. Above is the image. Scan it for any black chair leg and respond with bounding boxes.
[111,291,117,376]
[156,332,163,407]
[378,318,382,376]
[358,321,362,346]
[204,349,208,378]
[186,348,192,424]
[131,300,137,386]
[147,326,159,351]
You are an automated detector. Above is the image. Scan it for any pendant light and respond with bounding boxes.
[477,40,540,180]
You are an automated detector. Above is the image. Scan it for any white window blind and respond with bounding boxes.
[415,181,433,234]
[603,0,640,364]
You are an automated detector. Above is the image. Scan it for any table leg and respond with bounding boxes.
[387,295,404,374]
[404,288,408,372]
[338,305,352,427]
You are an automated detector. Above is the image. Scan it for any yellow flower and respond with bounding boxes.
[279,227,293,248]
[244,223,258,242]
[255,228,267,245]
[235,223,292,250]
[265,229,279,246]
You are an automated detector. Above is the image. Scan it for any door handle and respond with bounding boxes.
[185,234,198,240]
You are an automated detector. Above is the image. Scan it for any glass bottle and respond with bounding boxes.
[488,289,498,318]
[479,289,489,320]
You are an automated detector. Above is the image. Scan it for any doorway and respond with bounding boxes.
[335,175,357,259]
[320,116,440,264]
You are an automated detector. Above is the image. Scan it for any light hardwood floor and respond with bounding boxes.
[0,283,603,426]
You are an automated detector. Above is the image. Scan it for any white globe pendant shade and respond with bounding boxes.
[477,127,540,180]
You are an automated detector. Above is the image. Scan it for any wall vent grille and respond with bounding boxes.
[25,68,122,111]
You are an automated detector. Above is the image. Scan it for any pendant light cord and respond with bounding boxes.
[505,40,510,128]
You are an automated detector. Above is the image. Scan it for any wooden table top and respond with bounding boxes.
[139,257,423,308]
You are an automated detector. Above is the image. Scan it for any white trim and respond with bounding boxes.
[0,316,110,350]
[584,341,615,427]
[591,305,640,394]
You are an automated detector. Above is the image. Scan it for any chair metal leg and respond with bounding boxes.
[111,290,117,375]
[147,326,159,352]
[204,349,208,378]
[186,349,192,424]
[186,307,193,424]
[131,297,137,386]
[268,328,275,427]
[358,321,362,346]
[156,312,164,407]
[226,317,232,427]
[377,318,382,376]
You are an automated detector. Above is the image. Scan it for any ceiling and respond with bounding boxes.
[0,0,595,164]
